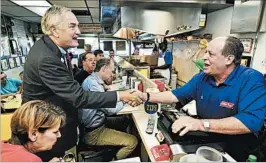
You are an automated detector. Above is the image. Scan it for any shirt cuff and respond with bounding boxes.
[116,92,120,102]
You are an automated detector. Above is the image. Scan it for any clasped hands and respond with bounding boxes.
[119,90,146,107]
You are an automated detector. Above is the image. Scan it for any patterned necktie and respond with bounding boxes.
[66,52,73,74]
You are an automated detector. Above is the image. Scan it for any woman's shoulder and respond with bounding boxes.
[1,142,42,162]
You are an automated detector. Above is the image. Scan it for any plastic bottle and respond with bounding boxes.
[247,155,257,162]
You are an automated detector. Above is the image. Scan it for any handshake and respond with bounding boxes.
[119,90,147,107]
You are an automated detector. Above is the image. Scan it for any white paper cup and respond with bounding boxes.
[196,146,223,162]
[122,76,127,86]
[179,154,206,162]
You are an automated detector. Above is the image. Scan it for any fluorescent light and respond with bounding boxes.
[25,7,50,16]
[11,1,51,7]
[11,0,51,16]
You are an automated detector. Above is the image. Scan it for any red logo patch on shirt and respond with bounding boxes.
[220,101,234,109]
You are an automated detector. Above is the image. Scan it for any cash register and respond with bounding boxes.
[157,105,228,154]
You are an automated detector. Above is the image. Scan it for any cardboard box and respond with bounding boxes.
[140,55,158,66]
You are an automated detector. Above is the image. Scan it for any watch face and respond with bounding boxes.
[203,120,210,128]
[144,101,159,114]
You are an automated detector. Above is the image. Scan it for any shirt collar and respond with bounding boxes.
[91,72,104,85]
[223,65,240,86]
[207,66,240,87]
[57,46,67,56]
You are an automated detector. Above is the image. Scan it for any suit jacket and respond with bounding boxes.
[22,35,117,159]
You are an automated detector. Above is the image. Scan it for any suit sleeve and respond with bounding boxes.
[38,56,117,109]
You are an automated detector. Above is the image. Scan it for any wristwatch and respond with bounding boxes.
[146,92,150,102]
[202,119,210,132]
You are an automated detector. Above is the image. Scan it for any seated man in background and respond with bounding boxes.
[74,52,96,85]
[94,49,105,61]
[138,36,266,161]
[79,58,138,160]
[78,44,92,69]
[1,72,22,97]
[109,49,115,59]
[1,100,66,162]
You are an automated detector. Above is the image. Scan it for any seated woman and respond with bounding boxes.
[1,100,66,162]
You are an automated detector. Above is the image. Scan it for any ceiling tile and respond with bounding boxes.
[49,0,99,8]
[77,16,100,24]
[92,18,100,23]
[2,6,40,17]
[77,16,92,24]
[89,8,99,17]
[84,0,99,8]
[49,0,85,8]
[19,16,42,22]
[1,0,17,6]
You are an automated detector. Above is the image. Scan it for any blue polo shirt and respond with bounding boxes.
[1,78,22,95]
[163,50,173,65]
[172,65,266,135]
[159,50,173,65]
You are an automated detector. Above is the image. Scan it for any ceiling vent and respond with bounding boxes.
[72,10,91,16]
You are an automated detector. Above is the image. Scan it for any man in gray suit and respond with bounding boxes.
[22,5,141,161]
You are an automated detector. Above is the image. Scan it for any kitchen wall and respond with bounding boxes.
[2,16,33,79]
[195,6,266,74]
[77,37,134,57]
[171,41,204,85]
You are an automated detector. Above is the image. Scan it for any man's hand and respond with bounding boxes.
[129,90,147,102]
[119,90,143,107]
[171,116,203,136]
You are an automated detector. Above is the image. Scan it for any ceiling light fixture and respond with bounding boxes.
[11,0,51,16]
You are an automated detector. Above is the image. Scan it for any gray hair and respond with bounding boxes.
[222,36,244,65]
[41,5,71,35]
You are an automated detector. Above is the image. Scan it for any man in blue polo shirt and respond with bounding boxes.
[139,36,266,161]
[151,40,173,85]
[1,72,22,96]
